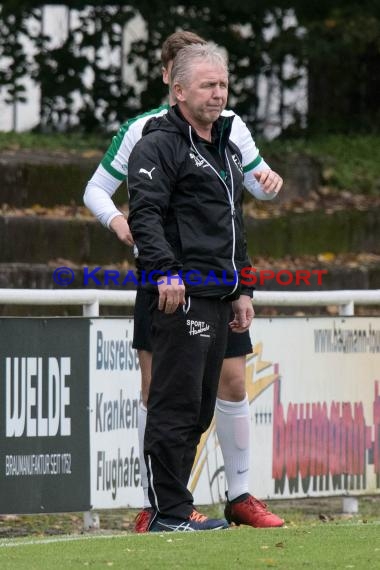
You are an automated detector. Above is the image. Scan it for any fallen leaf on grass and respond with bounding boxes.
[259,559,277,567]
[318,513,334,522]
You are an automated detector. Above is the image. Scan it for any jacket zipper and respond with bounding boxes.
[189,127,238,297]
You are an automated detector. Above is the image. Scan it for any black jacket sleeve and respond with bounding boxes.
[240,239,255,298]
[127,133,182,276]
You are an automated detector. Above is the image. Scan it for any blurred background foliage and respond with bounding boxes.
[0,0,380,136]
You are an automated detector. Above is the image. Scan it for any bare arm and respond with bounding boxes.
[230,113,283,200]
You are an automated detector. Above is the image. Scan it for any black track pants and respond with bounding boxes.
[144,295,231,518]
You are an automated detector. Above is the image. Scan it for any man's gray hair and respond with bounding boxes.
[171,42,228,87]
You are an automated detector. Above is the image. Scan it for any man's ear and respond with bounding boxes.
[173,83,185,101]
[162,66,169,85]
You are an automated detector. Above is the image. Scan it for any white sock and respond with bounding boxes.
[215,395,251,501]
[138,401,150,508]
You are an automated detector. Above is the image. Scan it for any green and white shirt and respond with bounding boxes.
[84,104,274,228]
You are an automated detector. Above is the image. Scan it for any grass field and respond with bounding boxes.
[1,517,379,569]
[1,522,379,569]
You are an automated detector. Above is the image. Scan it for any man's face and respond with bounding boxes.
[173,60,228,127]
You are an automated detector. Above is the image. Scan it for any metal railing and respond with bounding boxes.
[0,288,379,317]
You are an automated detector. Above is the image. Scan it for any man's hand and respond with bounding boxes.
[230,295,254,333]
[254,169,283,195]
[110,215,134,245]
[157,275,186,314]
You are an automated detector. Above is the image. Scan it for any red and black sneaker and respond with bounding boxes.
[134,507,154,533]
[225,493,284,528]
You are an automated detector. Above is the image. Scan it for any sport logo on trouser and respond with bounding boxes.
[186,319,210,337]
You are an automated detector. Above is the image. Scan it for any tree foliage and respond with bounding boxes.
[0,1,379,135]
[0,5,34,129]
[294,0,380,134]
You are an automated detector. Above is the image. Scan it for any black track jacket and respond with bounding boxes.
[127,105,253,300]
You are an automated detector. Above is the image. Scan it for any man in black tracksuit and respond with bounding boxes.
[128,43,254,532]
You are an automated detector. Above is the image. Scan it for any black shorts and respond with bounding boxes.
[132,287,253,358]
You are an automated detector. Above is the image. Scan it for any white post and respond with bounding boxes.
[83,511,100,531]
[342,497,359,514]
[82,297,99,529]
[339,301,355,316]
[83,300,99,317]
